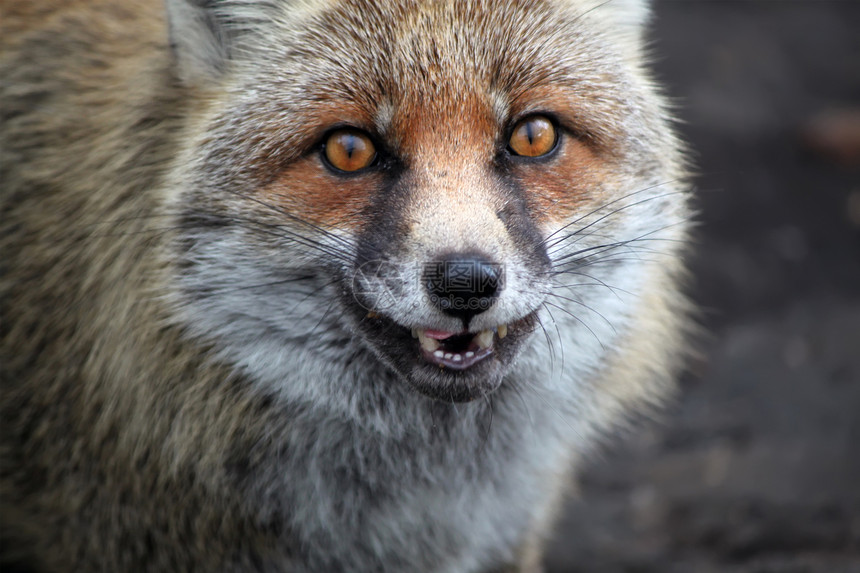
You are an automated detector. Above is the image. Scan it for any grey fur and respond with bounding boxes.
[1,0,691,571]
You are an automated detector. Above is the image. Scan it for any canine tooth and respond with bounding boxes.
[475,330,494,349]
[497,324,508,339]
[417,330,440,352]
[411,328,419,339]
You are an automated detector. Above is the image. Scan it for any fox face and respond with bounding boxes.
[167,0,688,407]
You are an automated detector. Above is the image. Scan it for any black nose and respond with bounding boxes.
[423,253,503,322]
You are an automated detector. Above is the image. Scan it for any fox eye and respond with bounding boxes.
[324,129,377,172]
[508,115,557,158]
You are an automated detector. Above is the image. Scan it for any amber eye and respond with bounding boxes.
[508,115,557,158]
[324,129,377,172]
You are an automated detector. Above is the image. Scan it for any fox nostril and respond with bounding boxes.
[423,253,503,322]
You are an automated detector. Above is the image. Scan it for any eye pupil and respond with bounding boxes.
[324,129,376,172]
[344,136,358,157]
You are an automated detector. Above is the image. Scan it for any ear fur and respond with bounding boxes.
[165,0,277,85]
[599,0,652,31]
[166,0,652,85]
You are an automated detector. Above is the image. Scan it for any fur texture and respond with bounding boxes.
[0,0,691,571]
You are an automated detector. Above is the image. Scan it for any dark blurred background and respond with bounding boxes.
[546,2,860,571]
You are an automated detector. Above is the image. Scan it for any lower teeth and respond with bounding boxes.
[417,328,500,360]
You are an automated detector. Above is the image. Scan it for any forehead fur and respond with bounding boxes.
[356,5,617,89]
[233,1,643,130]
[196,0,668,188]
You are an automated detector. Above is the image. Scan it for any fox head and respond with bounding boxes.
[164,0,689,406]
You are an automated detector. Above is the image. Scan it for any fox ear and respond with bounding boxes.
[583,0,651,35]
[165,0,275,85]
[603,0,651,29]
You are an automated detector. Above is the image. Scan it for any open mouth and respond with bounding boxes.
[351,307,537,402]
[412,325,508,370]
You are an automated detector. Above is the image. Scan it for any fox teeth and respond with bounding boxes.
[497,324,508,339]
[475,330,494,350]
[411,328,419,339]
[416,330,440,352]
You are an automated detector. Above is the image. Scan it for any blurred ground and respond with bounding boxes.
[546,2,860,571]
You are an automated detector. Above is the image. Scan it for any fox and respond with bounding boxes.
[0,0,691,571]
